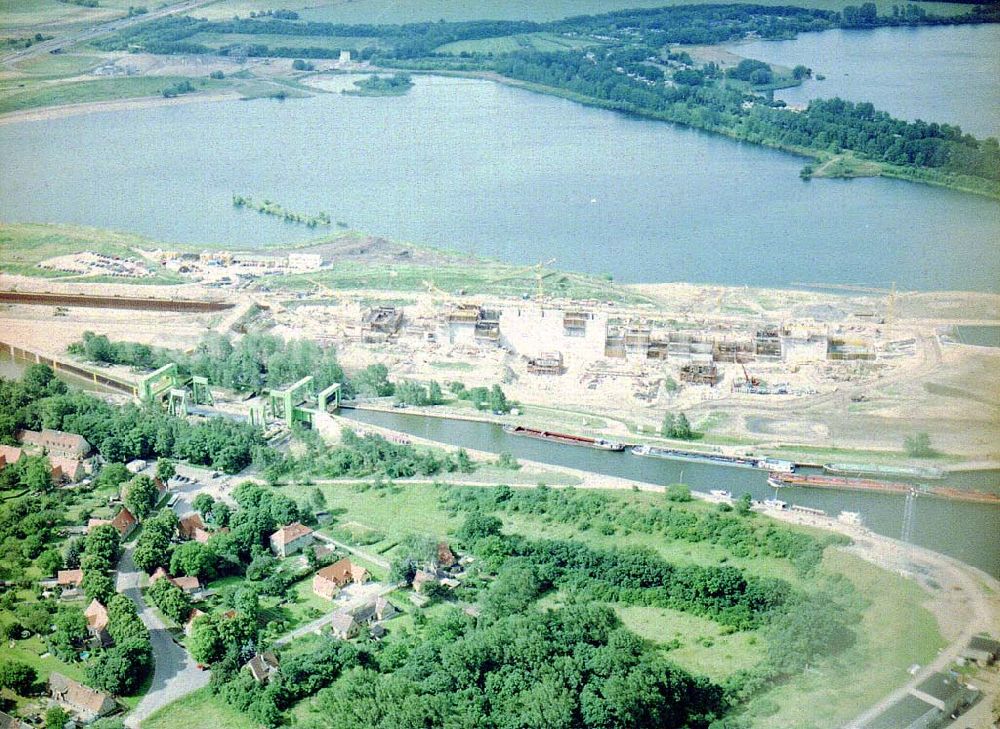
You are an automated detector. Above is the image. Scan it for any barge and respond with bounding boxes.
[767,473,1000,504]
[757,457,796,473]
[502,425,625,451]
[823,462,944,480]
[630,444,758,468]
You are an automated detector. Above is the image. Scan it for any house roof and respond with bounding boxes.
[184,608,206,632]
[329,611,357,634]
[85,600,109,631]
[170,575,200,591]
[178,513,205,539]
[57,569,84,586]
[0,445,24,466]
[111,508,137,535]
[370,623,386,639]
[49,672,113,715]
[437,542,456,567]
[271,522,314,546]
[245,651,280,682]
[351,602,376,623]
[150,567,168,583]
[375,596,396,617]
[19,429,90,457]
[316,558,354,585]
[50,456,84,477]
[413,569,437,586]
[193,527,212,543]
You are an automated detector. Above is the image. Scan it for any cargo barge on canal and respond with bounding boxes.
[631,445,795,472]
[502,425,626,451]
[767,473,1000,504]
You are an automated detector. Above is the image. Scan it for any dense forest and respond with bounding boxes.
[91,3,1000,195]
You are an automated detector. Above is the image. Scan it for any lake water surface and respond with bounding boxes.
[1,30,998,291]
[731,24,1000,139]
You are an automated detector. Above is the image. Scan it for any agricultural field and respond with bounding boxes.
[0,0,129,34]
[187,32,386,52]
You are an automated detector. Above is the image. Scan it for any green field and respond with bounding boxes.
[0,0,128,33]
[0,222,183,284]
[197,0,977,23]
[142,686,258,729]
[436,31,603,55]
[188,32,385,51]
[0,75,231,115]
[262,480,944,726]
[12,52,105,77]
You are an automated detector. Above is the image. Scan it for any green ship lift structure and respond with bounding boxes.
[136,364,341,428]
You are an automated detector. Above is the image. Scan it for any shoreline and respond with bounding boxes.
[0,89,239,126]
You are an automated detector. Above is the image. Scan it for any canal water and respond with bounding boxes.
[339,407,1000,577]
[1,72,998,292]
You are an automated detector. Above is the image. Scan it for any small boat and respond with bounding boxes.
[763,498,788,510]
[767,476,788,489]
[707,489,733,503]
[757,457,795,473]
[502,425,625,451]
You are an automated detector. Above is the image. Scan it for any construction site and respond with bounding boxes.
[0,241,998,464]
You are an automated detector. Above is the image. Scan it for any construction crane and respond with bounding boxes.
[488,258,556,300]
[307,276,337,300]
[422,279,449,307]
[741,363,760,388]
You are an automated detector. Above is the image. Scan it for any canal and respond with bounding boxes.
[340,407,1000,577]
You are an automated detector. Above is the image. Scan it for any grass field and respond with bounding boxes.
[188,32,385,51]
[267,480,946,726]
[142,686,259,729]
[0,0,129,33]
[197,0,977,23]
[0,75,231,115]
[11,52,105,77]
[749,549,944,728]
[0,222,184,284]
[436,31,603,55]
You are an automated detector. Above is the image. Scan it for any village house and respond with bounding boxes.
[184,608,206,636]
[170,575,201,593]
[149,567,168,584]
[57,569,83,589]
[412,569,438,593]
[84,599,112,647]
[110,507,137,538]
[178,513,205,540]
[269,522,315,557]
[329,610,360,640]
[436,542,457,570]
[18,429,91,460]
[244,651,280,684]
[374,596,398,621]
[962,635,1000,665]
[312,558,369,600]
[0,445,24,469]
[49,673,116,722]
[49,456,86,483]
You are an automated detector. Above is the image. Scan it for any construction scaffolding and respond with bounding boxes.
[527,351,564,375]
[361,306,403,340]
[604,329,626,358]
[474,309,501,342]
[754,326,782,360]
[563,311,590,337]
[827,337,875,361]
[680,363,720,386]
[712,339,755,363]
[624,325,651,356]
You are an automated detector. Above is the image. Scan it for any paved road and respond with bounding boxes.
[116,545,209,728]
[1,0,215,66]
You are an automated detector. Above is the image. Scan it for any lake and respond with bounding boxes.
[1,33,998,292]
[730,24,1000,139]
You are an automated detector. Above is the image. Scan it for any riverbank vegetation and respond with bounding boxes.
[233,195,332,228]
[90,3,1000,198]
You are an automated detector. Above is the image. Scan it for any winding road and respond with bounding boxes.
[116,544,209,729]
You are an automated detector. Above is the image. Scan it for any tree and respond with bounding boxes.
[736,492,753,516]
[190,615,224,665]
[123,474,158,519]
[155,458,176,481]
[84,524,121,570]
[45,706,70,729]
[148,579,191,624]
[488,384,509,414]
[87,640,152,696]
[427,380,444,405]
[83,571,116,604]
[22,456,53,492]
[354,364,394,397]
[94,462,130,491]
[0,659,37,695]
[192,493,215,517]
[665,483,692,502]
[309,487,327,511]
[792,64,812,80]
[37,548,63,576]
[904,432,934,458]
[674,413,693,440]
[170,541,217,580]
[660,413,676,438]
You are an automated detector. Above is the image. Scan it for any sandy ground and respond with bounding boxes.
[0,89,241,126]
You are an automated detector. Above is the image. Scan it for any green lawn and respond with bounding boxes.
[0,76,231,116]
[615,605,764,682]
[0,0,128,32]
[12,52,105,77]
[748,550,945,729]
[436,31,603,55]
[142,686,258,729]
